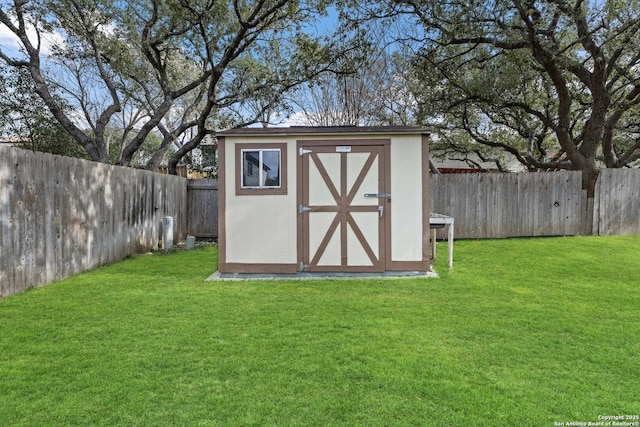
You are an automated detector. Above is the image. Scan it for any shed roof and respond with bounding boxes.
[217,125,430,137]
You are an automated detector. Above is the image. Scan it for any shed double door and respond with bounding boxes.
[298,142,390,272]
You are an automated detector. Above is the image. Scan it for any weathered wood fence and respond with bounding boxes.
[430,169,640,239]
[186,179,218,238]
[184,170,639,242]
[593,169,640,236]
[2,144,638,298]
[158,170,640,241]
[0,147,187,298]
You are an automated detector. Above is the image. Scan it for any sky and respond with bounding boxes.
[0,18,66,58]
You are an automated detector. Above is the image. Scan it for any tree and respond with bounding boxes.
[0,66,87,158]
[357,0,640,195]
[0,0,346,173]
[293,24,417,126]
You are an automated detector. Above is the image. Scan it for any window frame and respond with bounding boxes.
[235,143,287,195]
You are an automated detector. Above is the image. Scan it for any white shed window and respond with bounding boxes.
[235,143,287,195]
[242,149,281,188]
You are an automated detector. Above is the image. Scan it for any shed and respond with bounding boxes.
[216,126,431,277]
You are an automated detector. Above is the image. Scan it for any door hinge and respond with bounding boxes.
[299,262,310,270]
[299,204,312,214]
[299,148,312,156]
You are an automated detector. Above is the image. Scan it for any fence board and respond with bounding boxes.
[0,146,187,298]
[0,148,15,296]
[187,179,218,238]
[595,169,640,236]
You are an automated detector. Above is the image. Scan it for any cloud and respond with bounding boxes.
[0,18,66,59]
[0,23,22,51]
[271,111,309,127]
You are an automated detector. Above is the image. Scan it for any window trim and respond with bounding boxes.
[235,143,287,195]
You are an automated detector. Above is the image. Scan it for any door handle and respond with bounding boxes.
[378,206,384,218]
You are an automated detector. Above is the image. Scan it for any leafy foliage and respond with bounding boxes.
[349,0,640,191]
[0,67,88,158]
[0,0,349,172]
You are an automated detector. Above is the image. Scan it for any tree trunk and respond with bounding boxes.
[582,164,599,199]
[168,135,204,175]
[145,136,175,172]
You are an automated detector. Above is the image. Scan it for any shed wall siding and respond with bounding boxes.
[224,136,297,264]
[390,135,423,261]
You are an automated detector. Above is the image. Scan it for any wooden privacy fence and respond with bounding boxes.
[2,144,638,298]
[430,170,640,239]
[184,171,639,241]
[593,169,640,236]
[185,170,640,242]
[0,146,187,298]
[187,179,218,238]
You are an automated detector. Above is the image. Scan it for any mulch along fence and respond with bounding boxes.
[0,147,186,297]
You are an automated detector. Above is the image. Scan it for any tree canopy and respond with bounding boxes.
[350,0,640,194]
[2,0,640,188]
[0,0,347,172]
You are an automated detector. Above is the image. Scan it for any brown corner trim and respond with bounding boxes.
[421,134,431,272]
[218,136,227,268]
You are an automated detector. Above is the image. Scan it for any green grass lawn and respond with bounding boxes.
[1,236,639,426]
